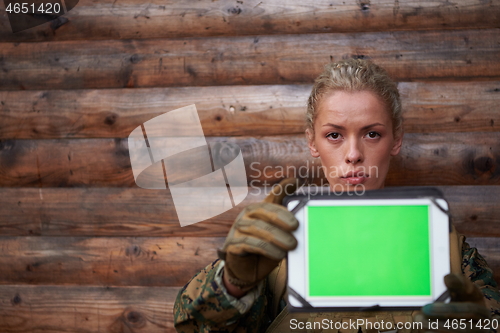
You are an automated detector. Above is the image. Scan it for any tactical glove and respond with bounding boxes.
[218,178,300,290]
[416,273,491,333]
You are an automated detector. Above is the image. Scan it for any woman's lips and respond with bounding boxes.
[341,176,367,185]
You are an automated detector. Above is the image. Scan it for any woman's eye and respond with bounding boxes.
[326,132,341,140]
[366,131,380,139]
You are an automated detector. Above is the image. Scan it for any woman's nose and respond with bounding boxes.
[345,139,363,164]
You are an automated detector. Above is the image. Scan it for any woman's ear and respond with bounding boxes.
[390,131,403,156]
[305,128,320,158]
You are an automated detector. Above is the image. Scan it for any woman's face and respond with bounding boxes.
[306,90,402,191]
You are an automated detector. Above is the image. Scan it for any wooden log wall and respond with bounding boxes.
[0,1,499,332]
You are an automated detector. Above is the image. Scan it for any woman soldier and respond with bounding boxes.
[174,59,500,333]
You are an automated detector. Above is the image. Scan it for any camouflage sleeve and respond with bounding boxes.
[462,241,500,319]
[173,259,270,333]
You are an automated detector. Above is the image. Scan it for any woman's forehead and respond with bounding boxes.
[315,90,391,126]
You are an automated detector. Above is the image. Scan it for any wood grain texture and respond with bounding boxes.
[0,285,178,332]
[398,82,500,134]
[1,29,499,91]
[1,81,499,139]
[0,236,498,286]
[0,187,251,237]
[0,133,499,187]
[440,187,500,238]
[0,256,499,333]
[1,186,499,237]
[385,132,500,187]
[0,236,223,286]
[1,0,499,42]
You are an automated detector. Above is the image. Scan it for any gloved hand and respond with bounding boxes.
[416,273,491,332]
[218,178,300,291]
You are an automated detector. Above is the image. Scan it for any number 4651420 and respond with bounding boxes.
[444,319,498,331]
[5,2,62,14]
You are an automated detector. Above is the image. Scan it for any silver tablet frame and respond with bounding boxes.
[286,197,450,309]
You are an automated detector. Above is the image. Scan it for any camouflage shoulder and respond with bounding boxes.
[462,242,498,288]
[462,242,500,318]
[174,259,241,332]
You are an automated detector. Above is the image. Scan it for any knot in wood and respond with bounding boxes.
[126,244,141,257]
[127,311,141,323]
[111,307,147,331]
[123,309,146,328]
[474,156,495,173]
[104,113,118,126]
[11,294,21,305]
[227,6,242,15]
[210,141,240,167]
[130,54,141,64]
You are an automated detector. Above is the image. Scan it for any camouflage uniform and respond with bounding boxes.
[174,239,500,333]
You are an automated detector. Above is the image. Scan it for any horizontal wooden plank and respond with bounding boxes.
[1,186,499,237]
[384,132,500,186]
[1,29,499,91]
[0,133,499,187]
[1,0,500,42]
[0,236,498,287]
[441,187,500,238]
[1,263,499,333]
[398,82,500,134]
[0,187,252,237]
[0,285,178,333]
[0,247,499,333]
[0,236,224,286]
[1,81,499,139]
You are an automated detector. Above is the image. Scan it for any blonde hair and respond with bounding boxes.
[307,59,403,137]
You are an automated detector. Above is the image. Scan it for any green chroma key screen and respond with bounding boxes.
[307,205,431,297]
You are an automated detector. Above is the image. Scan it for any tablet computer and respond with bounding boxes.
[283,187,451,311]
